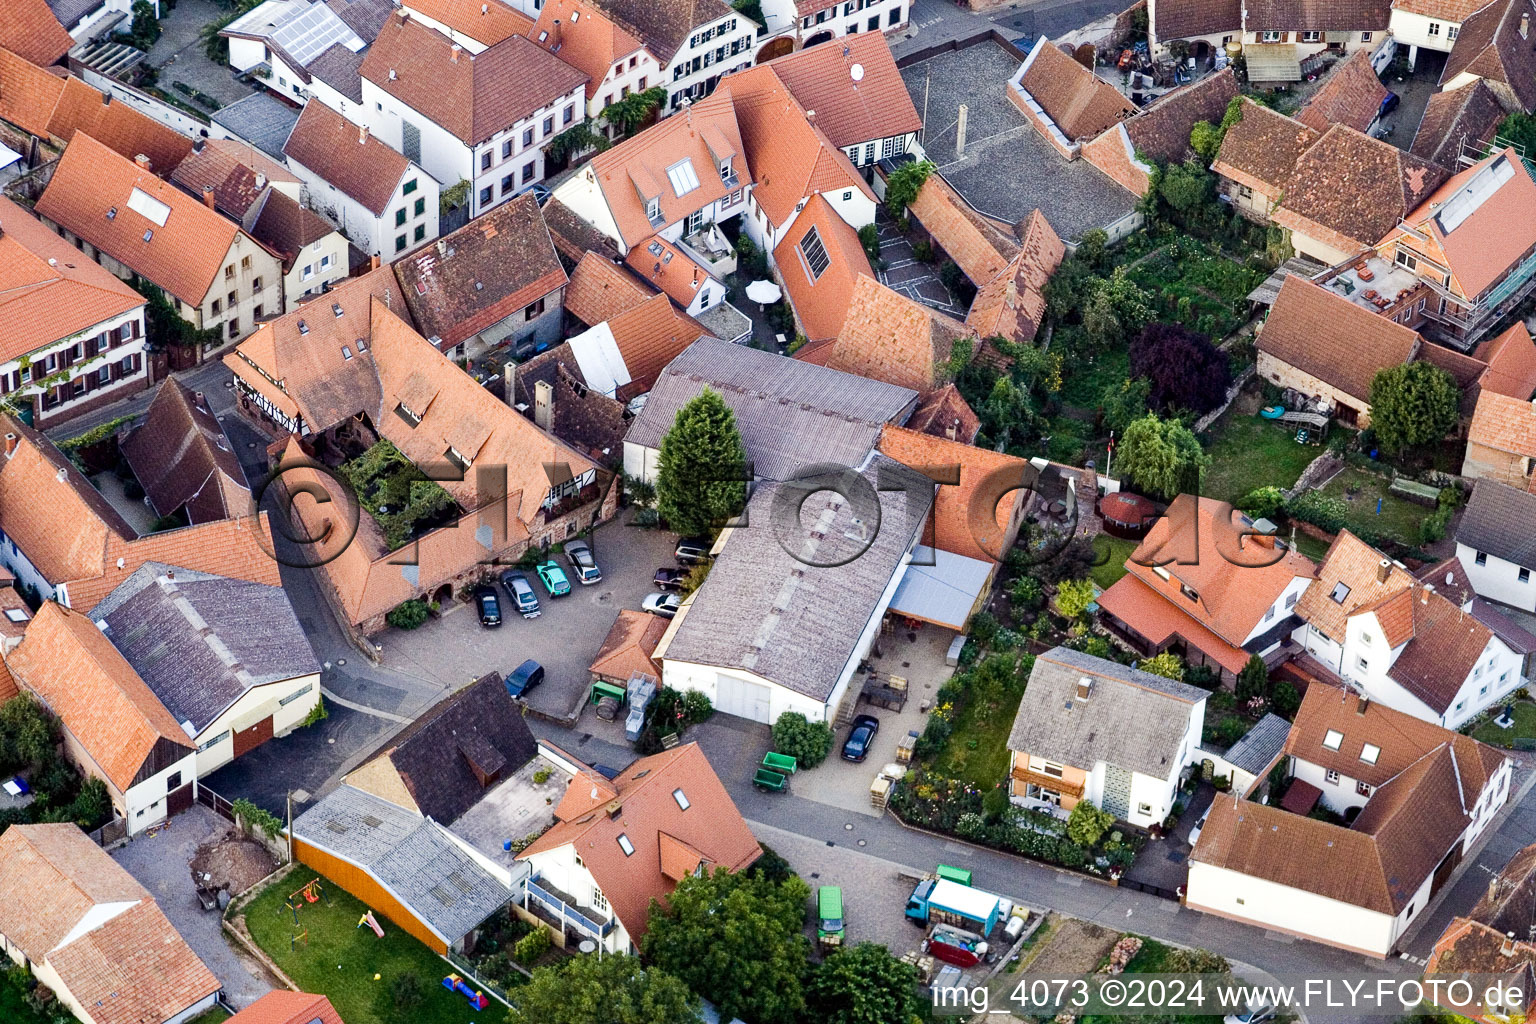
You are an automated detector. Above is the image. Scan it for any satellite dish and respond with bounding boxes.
[850,62,864,82]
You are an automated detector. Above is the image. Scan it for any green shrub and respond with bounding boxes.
[386,598,430,630]
[913,716,952,759]
[968,610,1000,648]
[1055,578,1097,619]
[514,928,551,965]
[1237,485,1286,521]
[1066,800,1114,847]
[231,798,282,840]
[1139,651,1185,680]
[1286,490,1349,534]
[771,712,834,768]
[1270,680,1301,718]
[857,223,880,262]
[533,768,552,784]
[1184,664,1219,690]
[1009,575,1044,611]
[681,689,714,724]
[982,786,1010,822]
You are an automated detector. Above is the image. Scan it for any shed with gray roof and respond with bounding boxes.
[1008,647,1207,779]
[211,93,302,160]
[291,786,514,952]
[1458,480,1536,572]
[623,338,919,483]
[1222,712,1291,777]
[659,453,934,722]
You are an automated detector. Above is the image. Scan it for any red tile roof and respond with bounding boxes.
[47,899,220,1024]
[1097,572,1254,674]
[395,192,567,349]
[1441,0,1536,113]
[564,252,657,325]
[822,274,974,395]
[1400,147,1536,302]
[8,602,193,792]
[877,425,1030,563]
[283,100,410,217]
[721,64,874,228]
[0,0,73,66]
[1211,99,1319,196]
[170,138,301,219]
[361,11,588,146]
[1294,530,1411,645]
[603,291,707,393]
[965,209,1064,348]
[0,195,145,362]
[404,0,534,46]
[588,608,666,680]
[904,383,980,444]
[1410,80,1503,166]
[759,33,922,152]
[1296,50,1388,134]
[0,45,67,136]
[228,992,346,1024]
[1476,322,1536,400]
[586,88,749,249]
[120,380,251,525]
[772,192,872,344]
[907,172,1019,288]
[1020,40,1136,142]
[530,0,647,101]
[0,823,147,963]
[623,233,714,310]
[36,133,250,307]
[519,743,760,941]
[1257,275,1422,404]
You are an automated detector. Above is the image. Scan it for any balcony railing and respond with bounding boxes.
[679,224,737,276]
[526,875,614,938]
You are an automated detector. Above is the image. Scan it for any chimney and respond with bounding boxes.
[202,185,216,209]
[1522,11,1530,37]
[1076,676,1093,701]
[1422,584,1433,604]
[606,801,622,819]
[805,108,816,121]
[534,379,554,431]
[1505,931,1518,956]
[194,391,206,409]
[550,19,562,47]
[358,124,370,144]
[1376,559,1391,584]
[3,434,16,458]
[255,171,267,190]
[369,254,381,270]
[450,43,462,62]
[134,153,151,172]
[192,138,205,154]
[1356,693,1369,715]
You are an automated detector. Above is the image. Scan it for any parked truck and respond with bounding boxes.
[904,875,1006,935]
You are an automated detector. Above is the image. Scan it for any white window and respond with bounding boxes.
[1323,729,1343,751]
[1301,30,1319,41]
[1360,743,1380,765]
[320,254,333,269]
[1360,31,1372,40]
[673,788,690,810]
[1357,657,1369,673]
[1325,769,1340,784]
[591,888,608,913]
[1427,21,1440,35]
[646,197,660,222]
[1261,30,1281,41]
[666,159,700,196]
[617,834,635,856]
[1448,25,1458,39]
[302,264,315,281]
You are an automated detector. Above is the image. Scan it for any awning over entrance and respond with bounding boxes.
[1245,43,1302,82]
[889,546,992,630]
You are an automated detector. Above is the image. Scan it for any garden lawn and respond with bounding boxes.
[241,871,483,1024]
[183,1010,232,1024]
[1472,701,1536,748]
[0,967,53,1024]
[1200,412,1319,504]
[1317,468,1427,547]
[1090,534,1137,589]
[931,680,1029,789]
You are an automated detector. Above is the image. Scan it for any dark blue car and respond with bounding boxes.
[841,715,880,762]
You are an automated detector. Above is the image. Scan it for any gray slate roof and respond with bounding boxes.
[95,569,319,733]
[662,453,934,701]
[1222,712,1290,776]
[305,42,365,103]
[1007,647,1207,779]
[1458,480,1536,571]
[211,93,302,160]
[625,338,918,481]
[292,786,511,942]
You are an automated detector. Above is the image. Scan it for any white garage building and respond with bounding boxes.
[656,453,934,724]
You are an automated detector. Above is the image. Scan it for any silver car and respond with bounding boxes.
[565,539,601,584]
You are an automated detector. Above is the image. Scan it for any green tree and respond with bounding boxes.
[1157,160,1212,214]
[1189,95,1244,162]
[1366,361,1460,456]
[1236,654,1269,703]
[601,87,667,136]
[655,387,747,537]
[884,160,934,217]
[1270,679,1302,718]
[771,712,834,768]
[1081,269,1152,351]
[805,943,921,1024]
[385,598,430,630]
[1496,112,1536,157]
[1139,651,1185,681]
[1100,376,1152,435]
[1065,799,1114,847]
[642,870,811,1024]
[1114,413,1207,500]
[130,0,161,46]
[0,694,57,771]
[509,954,701,1024]
[1055,578,1098,619]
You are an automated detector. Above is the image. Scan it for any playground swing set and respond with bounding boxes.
[285,878,326,922]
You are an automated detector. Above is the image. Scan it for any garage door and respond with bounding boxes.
[233,715,274,757]
[715,674,772,723]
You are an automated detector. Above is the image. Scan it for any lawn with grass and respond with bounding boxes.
[240,870,488,1024]
[0,966,54,1024]
[1200,412,1320,504]
[930,675,1029,788]
[184,1009,232,1024]
[1473,701,1536,748]
[1317,468,1428,547]
[1090,534,1137,589]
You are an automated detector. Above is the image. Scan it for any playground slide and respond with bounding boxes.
[357,911,384,938]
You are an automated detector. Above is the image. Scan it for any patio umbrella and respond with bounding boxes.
[745,279,782,304]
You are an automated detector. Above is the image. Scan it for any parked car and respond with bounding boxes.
[565,539,601,584]
[473,585,501,628]
[499,570,540,619]
[536,560,570,596]
[675,537,711,565]
[653,567,687,591]
[641,592,681,618]
[817,886,845,948]
[1188,808,1210,846]
[841,714,880,762]
[504,659,545,698]
[1223,1001,1277,1024]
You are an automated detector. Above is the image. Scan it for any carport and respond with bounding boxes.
[888,546,993,631]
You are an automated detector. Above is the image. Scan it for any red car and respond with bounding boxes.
[653,568,687,591]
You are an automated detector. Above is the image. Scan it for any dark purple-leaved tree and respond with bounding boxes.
[1129,322,1232,417]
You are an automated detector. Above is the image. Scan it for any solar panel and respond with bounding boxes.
[271,2,364,68]
[800,226,830,281]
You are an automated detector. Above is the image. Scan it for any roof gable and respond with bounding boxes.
[1402,147,1536,300]
[761,33,921,150]
[824,275,975,395]
[1294,530,1412,644]
[121,380,251,525]
[1257,274,1422,402]
[1211,98,1320,193]
[0,824,146,962]
[1020,40,1136,141]
[0,0,73,66]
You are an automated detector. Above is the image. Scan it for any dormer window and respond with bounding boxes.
[718,156,732,181]
[1179,584,1199,602]
[395,402,421,426]
[445,446,469,471]
[1330,582,1350,604]
[571,10,579,20]
[646,197,661,222]
[297,320,309,335]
